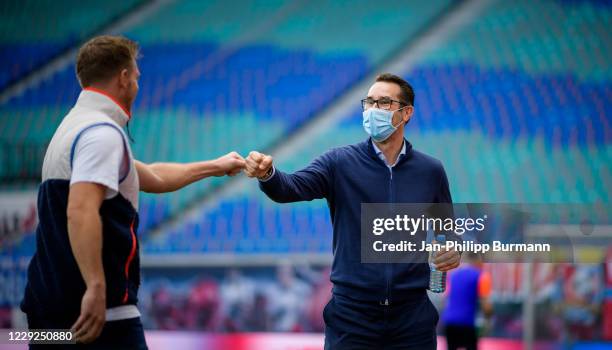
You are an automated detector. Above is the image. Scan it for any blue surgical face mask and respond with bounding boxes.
[362,107,406,142]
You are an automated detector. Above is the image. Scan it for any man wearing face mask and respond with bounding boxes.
[245,73,461,349]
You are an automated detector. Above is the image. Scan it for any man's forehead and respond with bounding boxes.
[367,81,401,98]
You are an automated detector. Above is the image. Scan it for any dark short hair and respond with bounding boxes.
[375,73,414,106]
[76,35,139,88]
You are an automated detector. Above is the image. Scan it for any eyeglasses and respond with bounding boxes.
[361,97,407,111]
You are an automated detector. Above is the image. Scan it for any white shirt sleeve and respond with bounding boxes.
[70,126,128,199]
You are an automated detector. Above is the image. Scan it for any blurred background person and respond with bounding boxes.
[184,279,221,331]
[266,264,310,332]
[219,268,255,331]
[442,251,493,350]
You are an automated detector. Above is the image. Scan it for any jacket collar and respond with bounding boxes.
[365,137,413,166]
[77,88,131,127]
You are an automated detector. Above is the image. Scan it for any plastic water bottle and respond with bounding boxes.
[428,234,446,293]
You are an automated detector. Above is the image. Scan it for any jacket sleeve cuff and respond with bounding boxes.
[257,166,276,183]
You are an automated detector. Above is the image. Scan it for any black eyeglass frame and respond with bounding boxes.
[361,97,408,111]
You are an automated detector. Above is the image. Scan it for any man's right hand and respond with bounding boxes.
[245,151,273,179]
[71,285,106,344]
[213,151,246,177]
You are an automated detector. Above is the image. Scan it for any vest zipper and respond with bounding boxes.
[122,218,137,304]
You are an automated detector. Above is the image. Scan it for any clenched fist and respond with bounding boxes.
[213,151,246,177]
[245,151,274,179]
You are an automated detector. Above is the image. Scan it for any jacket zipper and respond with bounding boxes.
[122,218,137,304]
[384,167,394,306]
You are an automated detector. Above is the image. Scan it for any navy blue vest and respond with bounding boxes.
[21,179,140,324]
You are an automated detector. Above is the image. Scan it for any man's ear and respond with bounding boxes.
[404,105,414,124]
[118,68,130,88]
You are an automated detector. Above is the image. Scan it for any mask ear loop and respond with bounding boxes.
[391,105,410,128]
